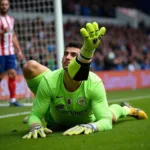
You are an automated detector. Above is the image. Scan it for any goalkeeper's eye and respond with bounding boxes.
[71,52,78,57]
[64,51,78,58]
[64,51,69,56]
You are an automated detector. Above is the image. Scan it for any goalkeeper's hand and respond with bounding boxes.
[22,124,52,139]
[80,22,106,59]
[63,123,98,136]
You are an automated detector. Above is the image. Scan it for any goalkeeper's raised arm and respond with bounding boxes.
[68,22,106,81]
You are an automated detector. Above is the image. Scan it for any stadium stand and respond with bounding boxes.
[10,0,150,72]
[14,19,150,71]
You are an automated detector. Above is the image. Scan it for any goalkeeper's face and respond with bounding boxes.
[0,0,9,15]
[62,47,80,70]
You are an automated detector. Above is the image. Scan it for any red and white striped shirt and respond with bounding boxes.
[0,15,15,56]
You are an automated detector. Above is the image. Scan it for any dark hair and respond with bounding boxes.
[65,41,82,49]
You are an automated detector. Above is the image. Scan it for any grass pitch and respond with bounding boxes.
[0,88,150,150]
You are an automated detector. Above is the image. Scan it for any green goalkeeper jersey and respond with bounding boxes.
[28,69,112,131]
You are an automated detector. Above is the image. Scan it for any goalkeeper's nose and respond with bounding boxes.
[65,54,73,60]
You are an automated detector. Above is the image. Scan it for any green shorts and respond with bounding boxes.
[26,69,51,95]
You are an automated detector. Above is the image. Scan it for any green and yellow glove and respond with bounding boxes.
[67,22,106,81]
[22,124,52,139]
[80,22,106,60]
[63,123,98,135]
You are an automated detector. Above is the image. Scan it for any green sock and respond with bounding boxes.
[109,104,130,121]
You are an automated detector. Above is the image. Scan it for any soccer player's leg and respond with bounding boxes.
[0,55,5,82]
[109,104,129,123]
[23,60,51,95]
[6,54,23,106]
[120,102,148,119]
[109,102,148,123]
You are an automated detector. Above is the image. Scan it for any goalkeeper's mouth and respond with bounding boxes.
[64,61,70,66]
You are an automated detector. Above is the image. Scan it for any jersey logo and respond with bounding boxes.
[77,97,86,106]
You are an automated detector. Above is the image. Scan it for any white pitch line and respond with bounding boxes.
[0,103,33,107]
[0,111,30,119]
[0,95,150,119]
[108,95,150,103]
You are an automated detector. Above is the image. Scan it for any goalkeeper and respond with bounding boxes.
[23,22,148,139]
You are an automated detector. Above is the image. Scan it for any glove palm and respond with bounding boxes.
[80,22,106,59]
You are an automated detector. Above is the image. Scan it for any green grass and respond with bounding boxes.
[107,88,150,100]
[0,107,31,115]
[0,88,150,150]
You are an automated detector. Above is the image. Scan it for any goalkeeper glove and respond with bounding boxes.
[22,124,52,139]
[63,123,98,136]
[80,22,106,60]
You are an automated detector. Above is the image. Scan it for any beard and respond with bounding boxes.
[0,8,9,15]
[62,62,69,71]
[63,66,68,71]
